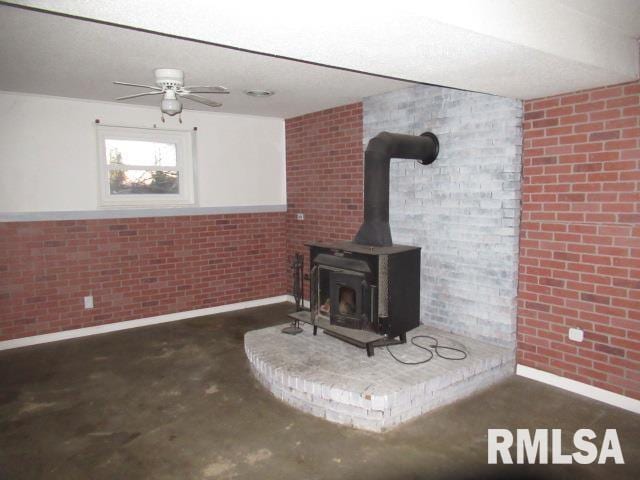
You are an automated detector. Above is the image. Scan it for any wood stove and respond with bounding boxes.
[309,241,420,340]
[288,131,439,356]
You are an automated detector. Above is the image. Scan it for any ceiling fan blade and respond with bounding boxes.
[180,93,222,108]
[183,86,229,94]
[116,91,164,101]
[113,81,162,90]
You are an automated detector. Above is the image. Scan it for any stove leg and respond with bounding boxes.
[366,343,375,357]
[313,325,318,336]
[399,332,407,344]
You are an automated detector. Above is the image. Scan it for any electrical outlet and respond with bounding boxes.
[84,295,94,309]
[568,327,583,342]
[296,213,304,221]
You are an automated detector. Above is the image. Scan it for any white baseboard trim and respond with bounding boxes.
[516,364,640,414]
[0,295,292,351]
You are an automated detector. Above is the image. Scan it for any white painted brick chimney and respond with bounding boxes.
[363,85,523,348]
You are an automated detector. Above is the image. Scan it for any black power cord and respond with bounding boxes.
[386,334,468,365]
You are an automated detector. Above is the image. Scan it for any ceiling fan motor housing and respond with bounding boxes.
[154,68,184,89]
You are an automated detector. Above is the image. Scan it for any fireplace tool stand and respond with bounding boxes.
[282,253,305,335]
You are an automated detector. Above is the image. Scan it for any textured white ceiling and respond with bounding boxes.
[0,6,413,118]
[557,0,640,37]
[2,0,639,117]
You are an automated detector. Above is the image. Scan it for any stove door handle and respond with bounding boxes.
[370,284,378,331]
[310,265,318,323]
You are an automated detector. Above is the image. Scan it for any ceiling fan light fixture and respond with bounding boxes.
[161,98,182,116]
[245,89,274,97]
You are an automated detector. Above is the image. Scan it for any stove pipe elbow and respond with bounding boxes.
[354,131,439,247]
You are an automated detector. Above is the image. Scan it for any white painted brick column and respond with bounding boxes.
[363,85,523,348]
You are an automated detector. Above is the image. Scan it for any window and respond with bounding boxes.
[96,125,196,207]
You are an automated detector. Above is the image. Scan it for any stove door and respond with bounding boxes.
[329,270,374,331]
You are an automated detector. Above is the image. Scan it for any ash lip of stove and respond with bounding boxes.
[288,131,439,356]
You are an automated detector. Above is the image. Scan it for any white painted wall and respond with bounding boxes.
[0,92,286,213]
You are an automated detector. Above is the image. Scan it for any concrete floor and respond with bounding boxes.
[0,302,638,480]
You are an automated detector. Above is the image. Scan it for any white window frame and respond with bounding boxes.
[96,125,196,208]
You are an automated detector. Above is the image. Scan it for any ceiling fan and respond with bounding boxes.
[113,68,229,120]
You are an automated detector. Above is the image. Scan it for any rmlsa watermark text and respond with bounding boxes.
[488,429,624,464]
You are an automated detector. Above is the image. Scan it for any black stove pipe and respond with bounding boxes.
[354,131,439,247]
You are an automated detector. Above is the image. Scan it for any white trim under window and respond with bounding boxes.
[96,125,196,207]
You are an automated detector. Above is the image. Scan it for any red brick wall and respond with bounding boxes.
[285,103,364,295]
[0,213,286,340]
[518,80,640,399]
